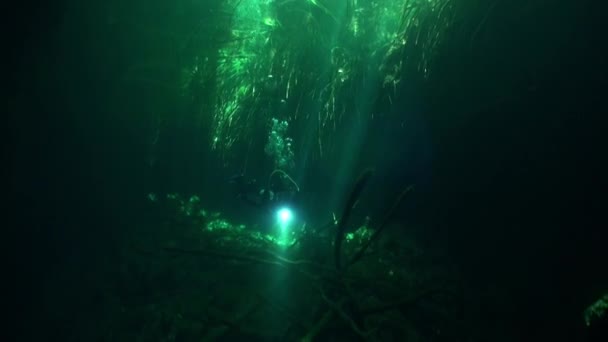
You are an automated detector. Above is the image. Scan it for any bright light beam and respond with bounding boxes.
[277,207,293,226]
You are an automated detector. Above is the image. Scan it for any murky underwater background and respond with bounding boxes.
[7,0,608,341]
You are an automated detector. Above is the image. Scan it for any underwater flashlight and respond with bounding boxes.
[277,207,293,226]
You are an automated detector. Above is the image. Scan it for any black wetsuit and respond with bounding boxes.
[229,174,297,209]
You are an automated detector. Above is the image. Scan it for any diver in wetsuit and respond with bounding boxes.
[228,170,299,210]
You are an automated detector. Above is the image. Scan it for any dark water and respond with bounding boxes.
[7,0,607,341]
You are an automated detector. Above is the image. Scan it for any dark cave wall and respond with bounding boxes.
[417,1,608,339]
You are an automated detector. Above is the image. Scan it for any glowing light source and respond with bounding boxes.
[277,207,293,225]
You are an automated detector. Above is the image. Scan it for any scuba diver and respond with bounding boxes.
[228,169,299,211]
